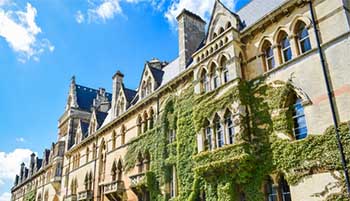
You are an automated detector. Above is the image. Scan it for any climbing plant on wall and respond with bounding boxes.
[124,78,350,201]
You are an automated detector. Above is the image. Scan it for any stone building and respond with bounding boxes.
[11,0,350,200]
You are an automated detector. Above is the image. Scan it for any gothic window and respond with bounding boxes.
[263,41,275,70]
[143,112,148,133]
[37,193,42,201]
[215,115,224,148]
[170,166,177,198]
[279,176,292,201]
[204,120,213,151]
[137,115,142,136]
[121,125,126,145]
[210,63,220,89]
[265,176,278,201]
[88,172,93,190]
[225,112,235,144]
[201,70,210,93]
[98,141,107,182]
[226,22,232,29]
[218,27,224,35]
[84,173,89,190]
[117,159,123,181]
[213,32,217,40]
[220,56,229,83]
[292,98,308,140]
[168,129,176,143]
[112,131,116,149]
[111,161,117,181]
[296,21,311,54]
[137,152,144,173]
[149,108,154,129]
[141,81,146,98]
[92,143,97,159]
[278,31,292,63]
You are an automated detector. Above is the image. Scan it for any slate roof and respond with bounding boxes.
[75,85,112,111]
[149,67,164,86]
[81,121,90,139]
[124,87,137,103]
[237,0,287,30]
[96,111,108,127]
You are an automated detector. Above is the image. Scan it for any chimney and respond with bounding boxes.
[20,162,25,181]
[30,153,36,175]
[112,70,124,116]
[177,9,206,70]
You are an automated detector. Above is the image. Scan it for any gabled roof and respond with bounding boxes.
[149,67,164,86]
[123,86,137,103]
[76,85,112,111]
[95,111,108,127]
[237,0,287,30]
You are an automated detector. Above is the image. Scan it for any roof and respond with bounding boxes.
[124,87,137,103]
[36,159,42,170]
[237,0,287,30]
[75,85,112,111]
[149,66,164,86]
[96,111,108,127]
[80,121,89,139]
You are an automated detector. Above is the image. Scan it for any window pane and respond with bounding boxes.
[301,38,311,53]
[293,99,308,140]
[283,48,292,62]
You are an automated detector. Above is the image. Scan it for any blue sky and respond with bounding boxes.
[0,0,250,200]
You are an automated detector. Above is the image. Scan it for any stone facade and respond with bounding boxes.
[11,0,350,201]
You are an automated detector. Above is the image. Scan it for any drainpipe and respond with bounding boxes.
[308,0,350,195]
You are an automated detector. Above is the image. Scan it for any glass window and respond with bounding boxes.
[203,73,210,92]
[205,126,212,151]
[279,176,292,201]
[225,115,235,144]
[293,99,308,140]
[280,34,292,62]
[169,129,176,143]
[213,72,220,89]
[266,177,278,201]
[297,23,311,53]
[216,119,224,148]
[264,43,275,70]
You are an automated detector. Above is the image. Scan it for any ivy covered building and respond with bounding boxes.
[11,0,350,200]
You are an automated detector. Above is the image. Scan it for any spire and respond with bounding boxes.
[66,75,78,110]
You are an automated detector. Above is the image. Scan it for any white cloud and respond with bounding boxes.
[0,3,54,62]
[75,10,85,23]
[87,0,122,22]
[0,192,11,201]
[165,0,234,28]
[0,149,33,201]
[0,149,33,185]
[15,137,25,143]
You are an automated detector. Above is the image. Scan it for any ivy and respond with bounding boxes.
[124,78,350,201]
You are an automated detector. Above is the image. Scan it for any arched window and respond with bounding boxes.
[213,32,217,40]
[262,41,275,70]
[111,161,117,181]
[265,176,277,201]
[226,22,232,29]
[225,112,235,144]
[143,112,148,133]
[117,159,123,181]
[137,152,144,173]
[88,172,93,190]
[112,131,116,149]
[239,53,246,80]
[146,77,152,95]
[137,115,142,135]
[279,176,292,201]
[278,32,292,63]
[141,81,146,98]
[84,173,89,190]
[292,98,308,140]
[149,108,154,129]
[121,125,126,145]
[218,27,224,35]
[201,70,210,93]
[92,143,97,159]
[210,63,220,89]
[221,56,229,83]
[215,115,224,148]
[98,141,107,182]
[204,120,212,151]
[296,21,311,54]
